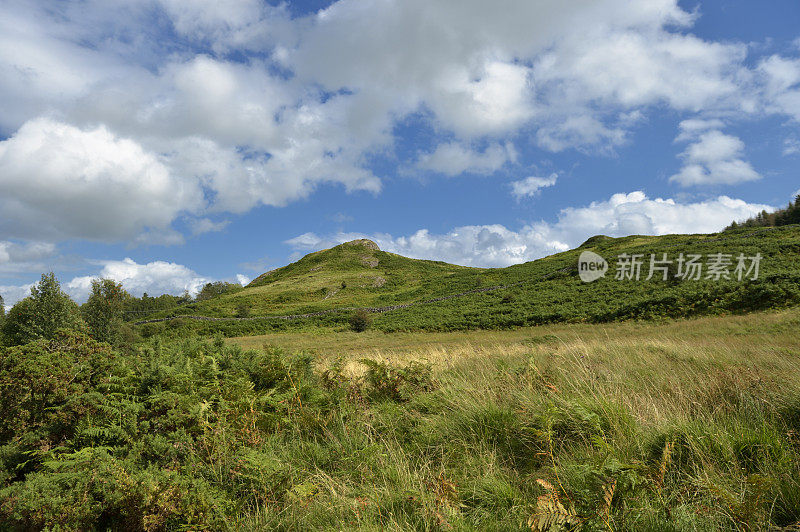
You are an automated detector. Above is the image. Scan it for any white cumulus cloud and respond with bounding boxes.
[416,141,516,176]
[286,192,773,267]
[670,129,761,186]
[783,137,800,156]
[758,55,800,121]
[66,258,210,302]
[0,0,795,250]
[0,118,202,242]
[510,174,558,199]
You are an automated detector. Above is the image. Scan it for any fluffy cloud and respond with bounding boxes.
[428,61,535,137]
[535,115,627,153]
[0,240,59,307]
[546,191,768,238]
[0,255,254,307]
[188,218,231,236]
[0,0,796,248]
[156,0,289,51]
[0,283,34,311]
[510,174,558,199]
[758,55,800,121]
[0,241,56,269]
[533,31,750,113]
[287,192,772,267]
[0,118,202,242]
[0,2,139,133]
[669,128,761,186]
[416,142,516,176]
[66,258,210,302]
[289,0,750,148]
[674,119,726,141]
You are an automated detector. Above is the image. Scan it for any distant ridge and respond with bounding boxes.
[135,226,800,333]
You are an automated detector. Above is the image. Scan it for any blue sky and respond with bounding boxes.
[0,0,799,306]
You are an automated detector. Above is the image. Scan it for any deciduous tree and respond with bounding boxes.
[2,273,84,345]
[82,278,130,344]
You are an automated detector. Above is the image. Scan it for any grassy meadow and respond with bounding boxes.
[3,308,799,530]
[237,309,800,530]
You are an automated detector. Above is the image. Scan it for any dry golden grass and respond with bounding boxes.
[229,310,800,414]
[229,308,800,529]
[228,307,800,365]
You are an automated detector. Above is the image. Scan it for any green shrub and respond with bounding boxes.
[349,309,371,332]
[0,331,116,443]
[359,359,435,402]
[167,317,186,329]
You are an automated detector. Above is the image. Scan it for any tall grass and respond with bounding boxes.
[232,311,800,530]
[2,311,799,530]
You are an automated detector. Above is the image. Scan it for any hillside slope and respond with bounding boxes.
[141,226,800,335]
[158,238,483,319]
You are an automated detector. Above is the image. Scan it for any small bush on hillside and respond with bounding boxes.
[138,322,160,338]
[235,304,251,318]
[349,309,371,332]
[167,317,186,329]
[195,281,242,301]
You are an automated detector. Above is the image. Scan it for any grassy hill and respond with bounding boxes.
[138,226,800,337]
[159,238,482,319]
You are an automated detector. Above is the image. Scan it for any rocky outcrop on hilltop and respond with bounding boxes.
[344,239,380,251]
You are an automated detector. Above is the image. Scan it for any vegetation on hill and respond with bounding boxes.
[195,281,243,302]
[122,292,193,321]
[134,226,800,338]
[4,227,800,344]
[726,195,800,230]
[1,310,799,529]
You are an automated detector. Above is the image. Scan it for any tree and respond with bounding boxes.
[0,294,6,342]
[2,273,85,345]
[196,281,241,302]
[726,194,800,230]
[2,298,36,345]
[82,278,130,345]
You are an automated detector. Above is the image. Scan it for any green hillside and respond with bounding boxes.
[156,238,482,319]
[138,226,800,337]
